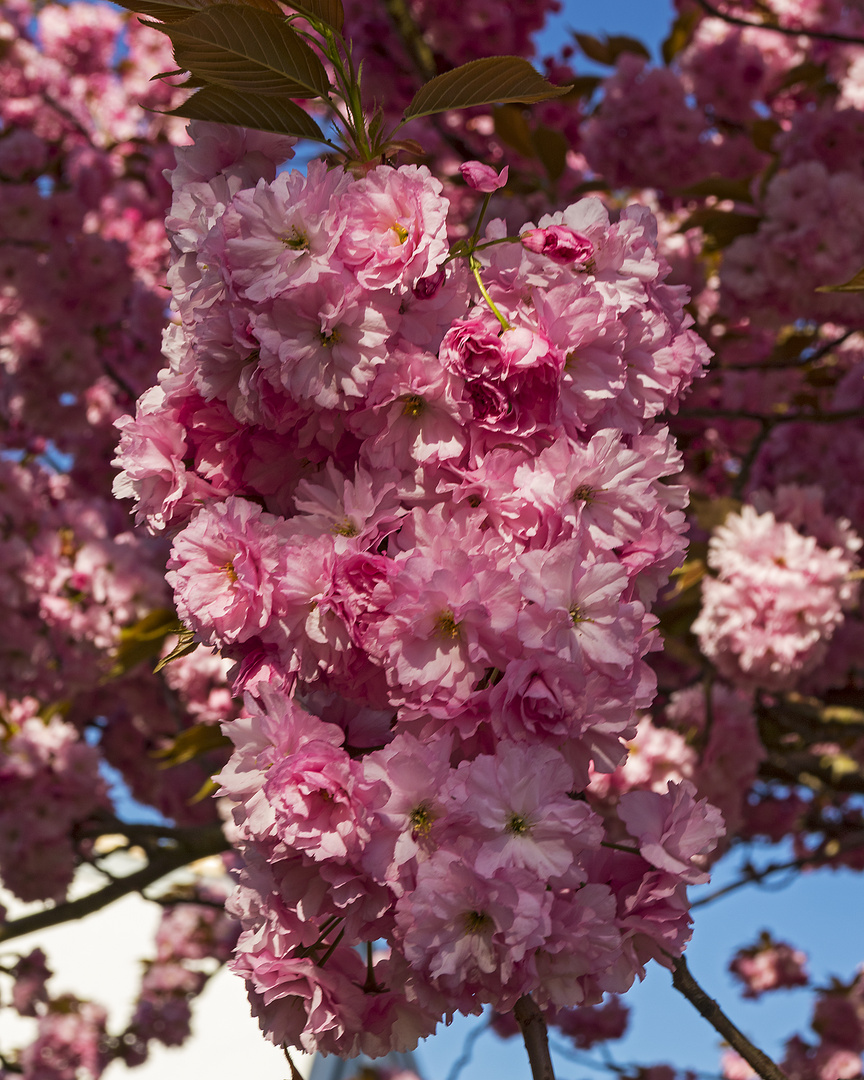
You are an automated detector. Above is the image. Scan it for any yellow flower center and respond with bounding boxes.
[391,221,409,244]
[409,802,436,836]
[464,910,493,934]
[331,517,359,538]
[280,226,310,251]
[434,609,461,640]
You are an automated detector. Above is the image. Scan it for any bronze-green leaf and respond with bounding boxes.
[161,5,330,98]
[533,125,568,181]
[153,723,232,768]
[661,8,700,65]
[493,104,535,158]
[816,266,864,293]
[679,207,761,250]
[282,0,344,31]
[110,608,181,679]
[573,32,650,66]
[114,0,282,24]
[153,625,199,673]
[403,56,568,121]
[166,83,329,140]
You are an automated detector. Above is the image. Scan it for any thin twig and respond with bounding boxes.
[693,0,864,45]
[678,408,863,423]
[0,825,229,944]
[670,955,788,1080]
[283,1046,305,1080]
[382,0,438,80]
[445,1018,490,1080]
[515,994,556,1080]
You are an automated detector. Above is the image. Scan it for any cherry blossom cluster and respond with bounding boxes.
[723,965,864,1080]
[0,881,239,1076]
[0,699,107,902]
[693,488,861,691]
[119,887,239,1061]
[113,115,721,1056]
[728,932,809,998]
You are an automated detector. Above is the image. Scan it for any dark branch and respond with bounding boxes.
[677,408,864,423]
[446,1019,490,1080]
[670,955,788,1080]
[382,0,438,81]
[693,0,864,45]
[0,825,229,944]
[515,994,556,1080]
[691,835,864,907]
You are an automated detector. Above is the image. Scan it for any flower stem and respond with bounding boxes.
[470,256,510,332]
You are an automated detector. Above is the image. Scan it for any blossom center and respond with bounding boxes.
[506,812,530,835]
[320,327,342,349]
[434,609,461,640]
[331,517,359,537]
[402,394,425,417]
[409,802,436,836]
[463,910,493,935]
[223,560,238,584]
[390,221,409,244]
[279,226,310,251]
[573,484,595,502]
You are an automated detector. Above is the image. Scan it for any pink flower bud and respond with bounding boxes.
[459,161,509,192]
[520,225,594,265]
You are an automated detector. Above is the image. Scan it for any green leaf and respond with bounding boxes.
[171,41,317,94]
[153,723,232,768]
[533,125,568,181]
[690,495,742,533]
[160,5,330,98]
[403,56,568,121]
[114,0,282,24]
[661,8,700,65]
[188,775,221,803]
[493,104,535,157]
[282,0,343,32]
[153,625,199,673]
[816,266,864,293]
[750,117,782,154]
[573,32,650,66]
[678,207,760,250]
[110,608,180,679]
[562,75,603,100]
[166,84,328,140]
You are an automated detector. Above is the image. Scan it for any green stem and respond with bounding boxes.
[470,191,493,247]
[601,840,642,855]
[473,234,523,251]
[470,256,510,332]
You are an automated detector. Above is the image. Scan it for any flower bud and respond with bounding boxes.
[459,160,509,192]
[520,225,594,265]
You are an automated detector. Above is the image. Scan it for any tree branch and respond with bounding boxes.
[515,994,556,1080]
[0,825,229,944]
[381,0,438,81]
[691,835,864,907]
[670,956,788,1080]
[676,408,864,423]
[693,0,864,45]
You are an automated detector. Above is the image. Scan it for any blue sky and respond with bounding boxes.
[535,0,676,61]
